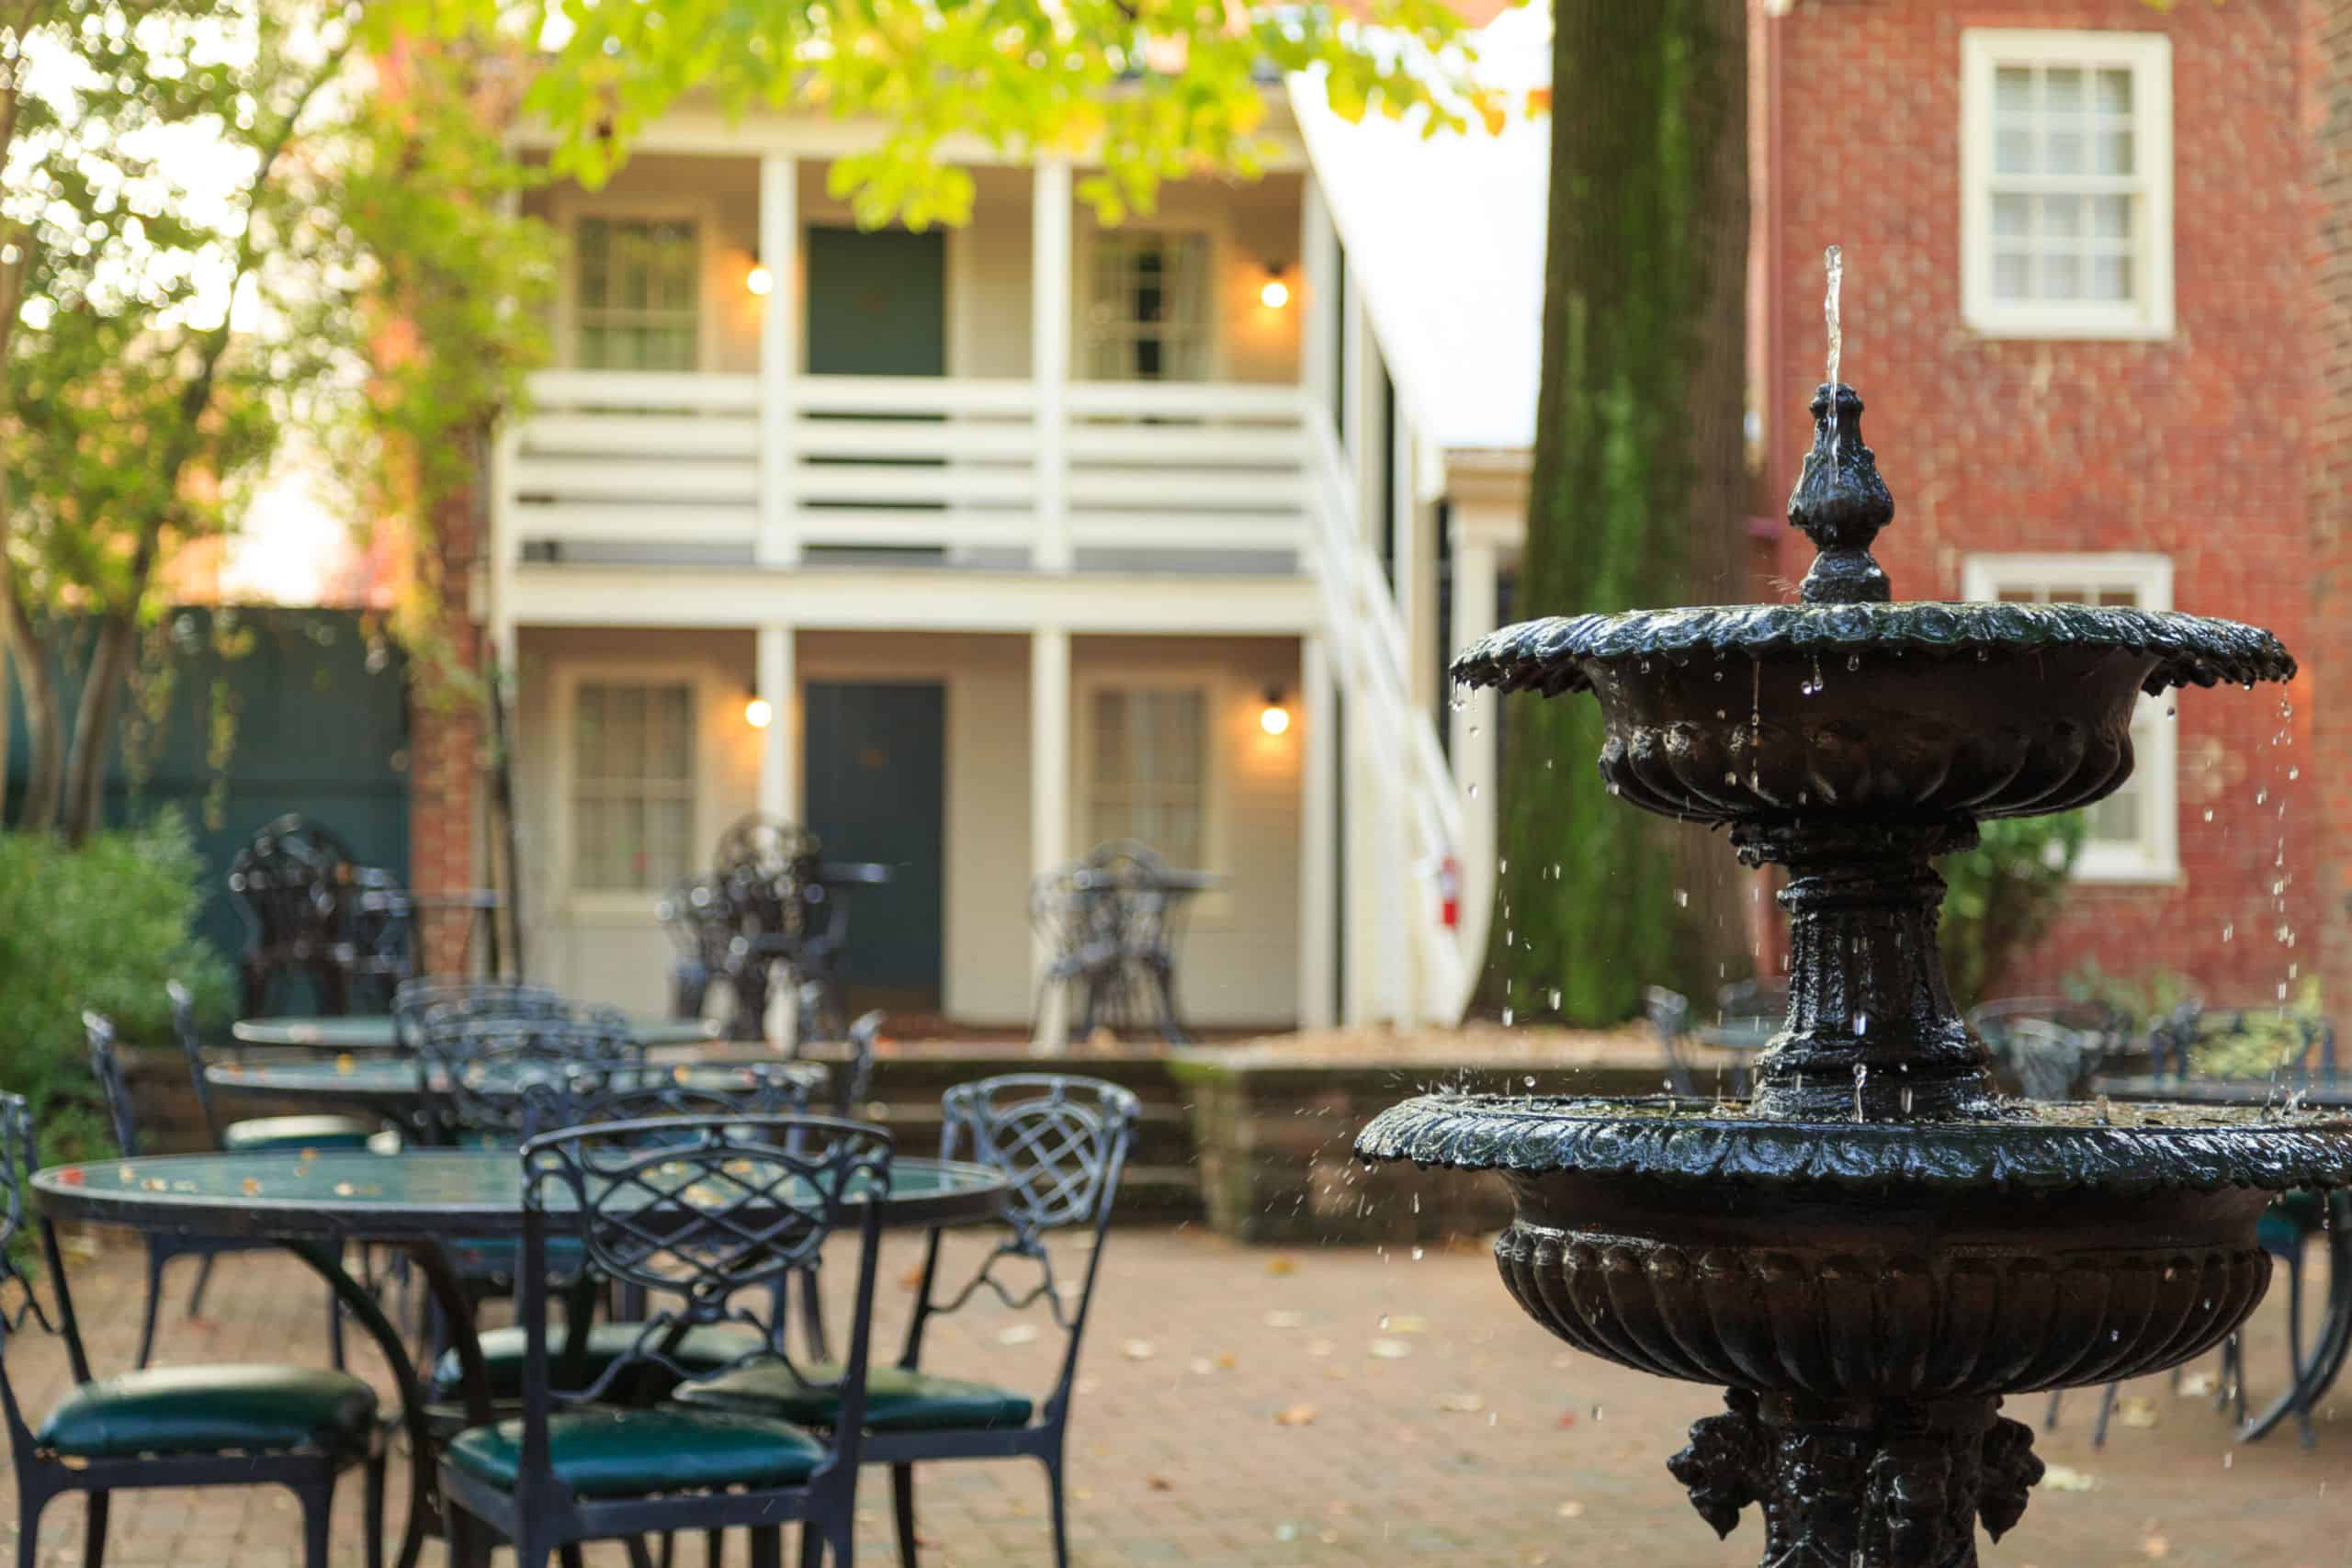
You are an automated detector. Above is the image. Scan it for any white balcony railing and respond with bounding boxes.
[502,370,1313,569]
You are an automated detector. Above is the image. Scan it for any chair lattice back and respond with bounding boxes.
[933,1075,1138,1326]
[165,979,226,1148]
[393,981,566,1052]
[2153,1002,2337,1084]
[1967,996,2129,1101]
[514,1061,816,1144]
[417,1012,640,1141]
[0,1093,50,1339]
[226,816,353,959]
[80,1012,141,1158]
[1645,986,1695,1095]
[520,1116,890,1405]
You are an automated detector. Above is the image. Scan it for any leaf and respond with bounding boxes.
[2041,1464,2098,1492]
[1275,1404,1318,1427]
[2116,1395,2159,1429]
[997,1324,1040,1346]
[1555,1502,1585,1519]
[1368,1338,1413,1359]
[1264,1310,1308,1329]
[1435,1392,1485,1414]
[1120,1338,1156,1361]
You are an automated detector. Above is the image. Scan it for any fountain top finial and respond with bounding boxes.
[1789,381,1894,604]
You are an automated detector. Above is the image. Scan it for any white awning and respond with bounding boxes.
[1287,6,1551,458]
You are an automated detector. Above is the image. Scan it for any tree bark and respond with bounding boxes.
[59,606,135,841]
[1487,0,1751,1024]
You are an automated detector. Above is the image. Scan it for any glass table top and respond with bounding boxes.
[231,1014,723,1050]
[34,1148,1005,1236]
[206,1056,827,1100]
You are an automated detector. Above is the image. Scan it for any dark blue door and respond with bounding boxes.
[802,682,945,1002]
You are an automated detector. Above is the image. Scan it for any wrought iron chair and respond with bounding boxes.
[1,1091,390,1568]
[1968,995,2129,1101]
[1029,841,1207,1043]
[658,877,742,1028]
[676,1074,1139,1568]
[413,1009,641,1146]
[1715,976,1789,1032]
[2152,1002,2339,1447]
[1645,986,1696,1095]
[86,1011,353,1369]
[228,815,413,1016]
[392,978,567,1055]
[165,983,384,1358]
[431,1064,826,1414]
[438,1115,891,1568]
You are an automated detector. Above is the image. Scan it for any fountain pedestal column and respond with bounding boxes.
[1671,1391,2040,1568]
[1735,818,1996,1122]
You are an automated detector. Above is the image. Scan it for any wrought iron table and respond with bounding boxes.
[204,1057,830,1124]
[2093,1072,2352,1441]
[32,1148,1007,1568]
[231,1012,722,1051]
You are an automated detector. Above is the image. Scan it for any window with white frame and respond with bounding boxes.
[1960,30,2173,339]
[571,681,696,892]
[1081,231,1211,381]
[574,216,701,370]
[1087,686,1207,864]
[1961,555,2177,881]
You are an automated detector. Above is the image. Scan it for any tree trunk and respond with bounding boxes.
[1487,0,1751,1025]
[3,595,62,832]
[59,606,135,842]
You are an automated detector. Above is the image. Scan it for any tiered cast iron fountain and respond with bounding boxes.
[1358,355,2352,1562]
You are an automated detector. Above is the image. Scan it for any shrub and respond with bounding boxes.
[0,812,233,1163]
[1938,813,2086,1011]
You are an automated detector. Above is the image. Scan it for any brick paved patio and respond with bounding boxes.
[5,1225,2346,1566]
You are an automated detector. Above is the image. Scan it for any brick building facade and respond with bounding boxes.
[1758,0,2337,1006]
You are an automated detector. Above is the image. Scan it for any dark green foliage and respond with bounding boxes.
[1489,0,1750,1024]
[0,812,231,1162]
[1939,815,2086,1011]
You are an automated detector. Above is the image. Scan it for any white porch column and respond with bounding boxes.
[757,153,800,568]
[1299,176,1340,423]
[756,623,797,822]
[1452,534,1501,971]
[1032,159,1073,571]
[1340,268,1381,547]
[1341,703,1378,1024]
[1297,634,1337,1029]
[1030,626,1072,1049]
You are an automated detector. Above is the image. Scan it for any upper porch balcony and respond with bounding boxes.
[496,152,1323,578]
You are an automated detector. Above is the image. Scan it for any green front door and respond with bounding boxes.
[805,228,945,377]
[803,682,946,1007]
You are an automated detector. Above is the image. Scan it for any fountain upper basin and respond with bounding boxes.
[1453,602,2295,828]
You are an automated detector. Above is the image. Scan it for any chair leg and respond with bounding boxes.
[364,1456,387,1568]
[186,1253,217,1318]
[137,1245,169,1369]
[623,1538,658,1568]
[707,1529,728,1568]
[2091,1381,2120,1449]
[891,1463,919,1568]
[560,1544,588,1568]
[17,1490,48,1568]
[82,1490,109,1568]
[798,1522,827,1568]
[2286,1251,2317,1449]
[750,1528,785,1568]
[327,1283,348,1371]
[2041,1389,2062,1431]
[1042,1451,1071,1568]
[296,1483,334,1568]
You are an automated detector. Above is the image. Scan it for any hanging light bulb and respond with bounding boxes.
[745,696,775,729]
[1260,273,1292,310]
[1259,687,1292,736]
[746,264,775,298]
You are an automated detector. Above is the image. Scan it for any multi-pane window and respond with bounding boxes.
[575,217,701,371]
[571,681,695,892]
[1961,31,2172,338]
[1962,555,2177,881]
[1082,231,1210,381]
[1088,687,1206,864]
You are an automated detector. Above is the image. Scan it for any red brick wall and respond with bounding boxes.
[1760,0,2320,1005]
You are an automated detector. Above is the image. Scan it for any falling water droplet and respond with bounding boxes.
[1676,889,1690,908]
[1852,1063,1869,1121]
[1411,1247,1425,1262]
[1547,989,1562,1010]
[2204,809,2215,822]
[2223,923,2235,942]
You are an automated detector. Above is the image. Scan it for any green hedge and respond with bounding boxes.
[0,813,233,1162]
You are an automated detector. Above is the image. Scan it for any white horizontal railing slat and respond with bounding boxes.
[503,370,1319,565]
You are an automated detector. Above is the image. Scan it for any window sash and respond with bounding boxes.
[1082,232,1211,382]
[574,217,702,372]
[1087,687,1206,864]
[572,681,696,892]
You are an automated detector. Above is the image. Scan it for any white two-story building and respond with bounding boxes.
[465,11,1549,1038]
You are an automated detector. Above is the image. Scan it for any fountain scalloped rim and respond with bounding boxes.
[1355,1093,2352,1194]
[1450,602,2296,699]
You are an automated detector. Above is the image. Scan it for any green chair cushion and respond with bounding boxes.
[40,1364,379,1458]
[222,1114,381,1153]
[443,1407,824,1498]
[432,1321,768,1401]
[674,1362,1035,1433]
